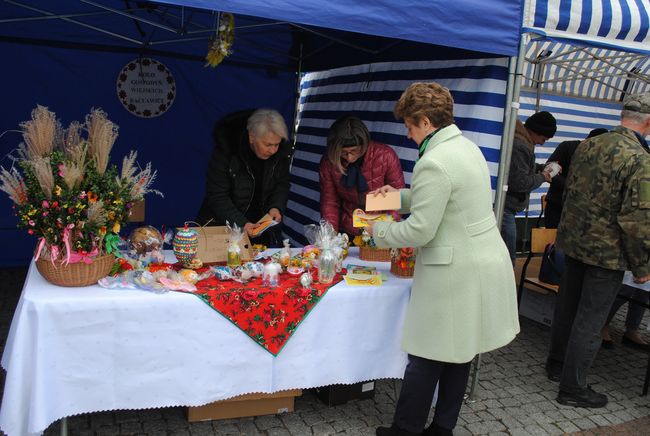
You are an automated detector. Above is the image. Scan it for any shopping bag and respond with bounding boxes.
[538,243,565,285]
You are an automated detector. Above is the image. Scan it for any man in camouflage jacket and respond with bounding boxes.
[546,92,650,409]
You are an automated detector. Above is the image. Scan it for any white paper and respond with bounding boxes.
[623,271,650,292]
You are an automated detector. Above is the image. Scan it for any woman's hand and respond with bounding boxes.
[244,222,261,237]
[268,208,282,223]
[368,185,398,197]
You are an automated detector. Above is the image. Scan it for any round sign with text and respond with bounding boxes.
[116,58,175,118]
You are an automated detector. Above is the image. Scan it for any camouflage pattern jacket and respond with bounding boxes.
[557,126,650,278]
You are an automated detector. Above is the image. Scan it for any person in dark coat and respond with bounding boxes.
[319,116,405,236]
[501,111,558,265]
[196,109,291,246]
[544,128,608,228]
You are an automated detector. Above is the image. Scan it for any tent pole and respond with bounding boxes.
[468,35,527,403]
[289,42,304,171]
[493,34,527,228]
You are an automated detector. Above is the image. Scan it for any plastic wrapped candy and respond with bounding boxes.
[232,265,254,283]
[212,265,233,281]
[263,262,281,288]
[226,221,244,268]
[299,272,313,288]
[244,261,264,277]
[179,268,200,284]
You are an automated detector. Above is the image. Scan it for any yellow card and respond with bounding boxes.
[344,273,383,286]
[352,209,394,228]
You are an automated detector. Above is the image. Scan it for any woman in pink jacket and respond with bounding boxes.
[319,116,405,236]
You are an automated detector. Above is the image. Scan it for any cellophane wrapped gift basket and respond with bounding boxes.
[0,106,161,286]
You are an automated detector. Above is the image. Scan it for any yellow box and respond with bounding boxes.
[187,389,302,422]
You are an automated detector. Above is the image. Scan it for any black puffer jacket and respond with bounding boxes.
[196,110,292,228]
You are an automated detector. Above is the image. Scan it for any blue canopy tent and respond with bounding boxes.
[0,0,523,266]
[496,0,650,220]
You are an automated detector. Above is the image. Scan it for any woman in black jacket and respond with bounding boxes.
[196,109,291,246]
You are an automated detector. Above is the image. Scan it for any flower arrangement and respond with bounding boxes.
[0,105,162,266]
[205,12,235,68]
[390,247,416,277]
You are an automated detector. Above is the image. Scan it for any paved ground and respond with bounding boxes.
[1,266,648,435]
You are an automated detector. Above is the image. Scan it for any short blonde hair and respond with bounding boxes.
[326,116,370,174]
[247,108,288,140]
[393,82,454,127]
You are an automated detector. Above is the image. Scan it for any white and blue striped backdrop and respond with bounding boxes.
[523,0,650,55]
[284,58,509,245]
[518,89,622,217]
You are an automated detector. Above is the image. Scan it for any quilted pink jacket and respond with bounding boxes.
[319,141,405,235]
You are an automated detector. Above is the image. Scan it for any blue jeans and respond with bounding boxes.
[501,209,516,267]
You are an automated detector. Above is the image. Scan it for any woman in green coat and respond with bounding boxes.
[371,83,520,436]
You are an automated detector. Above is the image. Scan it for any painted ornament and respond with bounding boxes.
[173,225,199,267]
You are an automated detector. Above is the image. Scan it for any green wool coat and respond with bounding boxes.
[373,125,520,363]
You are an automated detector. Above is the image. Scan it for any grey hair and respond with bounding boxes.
[621,109,650,124]
[246,109,289,140]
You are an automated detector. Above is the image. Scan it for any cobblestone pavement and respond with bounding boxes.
[1,267,648,435]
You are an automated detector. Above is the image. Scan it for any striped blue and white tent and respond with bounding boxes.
[285,59,509,244]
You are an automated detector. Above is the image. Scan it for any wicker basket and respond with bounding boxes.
[390,260,415,278]
[358,246,391,262]
[35,254,115,287]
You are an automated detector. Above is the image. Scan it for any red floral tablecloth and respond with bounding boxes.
[175,271,343,355]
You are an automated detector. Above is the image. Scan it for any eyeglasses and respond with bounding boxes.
[341,147,362,158]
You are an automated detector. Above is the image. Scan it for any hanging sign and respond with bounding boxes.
[116,58,175,118]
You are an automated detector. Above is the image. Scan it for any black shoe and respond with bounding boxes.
[622,335,650,352]
[376,425,421,436]
[423,422,453,436]
[545,360,562,382]
[556,386,608,408]
[601,339,614,349]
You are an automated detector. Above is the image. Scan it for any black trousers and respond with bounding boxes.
[393,354,472,433]
[547,255,624,393]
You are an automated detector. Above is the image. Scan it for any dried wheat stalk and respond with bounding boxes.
[86,108,118,174]
[20,106,59,159]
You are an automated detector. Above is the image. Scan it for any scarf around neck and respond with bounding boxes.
[340,155,368,192]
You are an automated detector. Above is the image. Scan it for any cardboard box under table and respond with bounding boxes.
[187,389,302,421]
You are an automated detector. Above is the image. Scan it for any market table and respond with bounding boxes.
[0,248,411,436]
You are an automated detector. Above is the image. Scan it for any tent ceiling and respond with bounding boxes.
[522,39,650,103]
[0,0,510,72]
[154,0,523,57]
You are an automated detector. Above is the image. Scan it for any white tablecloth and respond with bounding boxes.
[0,248,411,436]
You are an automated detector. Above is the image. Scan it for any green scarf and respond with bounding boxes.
[418,128,442,159]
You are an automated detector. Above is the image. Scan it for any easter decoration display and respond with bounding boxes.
[0,106,161,286]
[226,221,244,268]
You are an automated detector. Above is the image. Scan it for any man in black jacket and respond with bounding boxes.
[196,109,292,246]
[543,128,608,228]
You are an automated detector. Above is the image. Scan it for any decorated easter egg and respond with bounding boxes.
[173,225,199,266]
